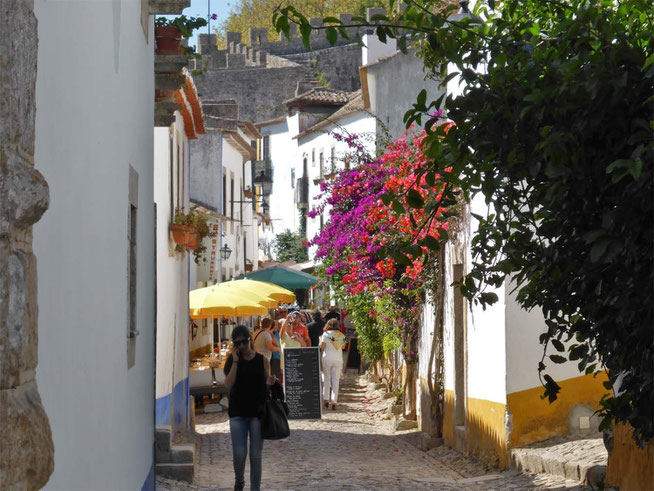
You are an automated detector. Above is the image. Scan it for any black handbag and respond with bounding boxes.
[260,382,290,440]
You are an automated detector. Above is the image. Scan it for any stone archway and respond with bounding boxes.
[0,1,54,488]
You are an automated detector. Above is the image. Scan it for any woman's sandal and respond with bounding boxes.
[323,401,329,409]
[331,403,338,411]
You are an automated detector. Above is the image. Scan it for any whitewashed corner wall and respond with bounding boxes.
[34,1,156,489]
[154,122,190,431]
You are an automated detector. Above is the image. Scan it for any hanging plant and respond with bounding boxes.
[170,209,216,264]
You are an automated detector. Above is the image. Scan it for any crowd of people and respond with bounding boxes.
[223,307,348,491]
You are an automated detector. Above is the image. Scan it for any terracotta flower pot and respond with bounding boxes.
[155,26,183,55]
[184,230,201,250]
[170,223,192,244]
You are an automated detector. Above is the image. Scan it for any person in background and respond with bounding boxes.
[253,317,282,363]
[324,305,341,322]
[280,313,307,348]
[270,320,282,380]
[306,310,325,347]
[320,319,346,410]
[224,325,275,491]
[286,311,310,347]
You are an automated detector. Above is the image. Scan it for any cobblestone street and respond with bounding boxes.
[157,374,596,490]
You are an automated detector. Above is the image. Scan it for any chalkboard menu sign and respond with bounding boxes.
[283,347,322,420]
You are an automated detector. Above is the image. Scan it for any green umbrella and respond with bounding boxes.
[236,266,320,290]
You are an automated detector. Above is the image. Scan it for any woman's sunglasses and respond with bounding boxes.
[233,338,250,347]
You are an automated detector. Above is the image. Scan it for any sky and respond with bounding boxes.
[160,0,233,49]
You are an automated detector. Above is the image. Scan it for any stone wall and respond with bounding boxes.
[282,44,362,92]
[195,65,318,123]
[0,0,54,488]
[192,8,386,123]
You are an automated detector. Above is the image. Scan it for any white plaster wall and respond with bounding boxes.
[221,138,246,279]
[367,50,445,141]
[465,195,507,404]
[441,197,507,405]
[154,121,190,416]
[442,244,457,392]
[264,119,299,236]
[362,33,397,66]
[33,1,155,489]
[505,288,583,394]
[297,112,376,259]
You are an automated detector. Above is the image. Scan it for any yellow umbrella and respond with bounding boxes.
[189,286,268,319]
[221,279,296,303]
[211,282,278,309]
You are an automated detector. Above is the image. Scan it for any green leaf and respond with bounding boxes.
[590,239,609,263]
[549,354,567,364]
[326,26,337,45]
[479,292,499,304]
[551,339,565,352]
[299,23,312,50]
[391,200,405,214]
[421,235,440,250]
[406,189,425,209]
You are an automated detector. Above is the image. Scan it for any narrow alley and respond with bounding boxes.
[157,374,596,490]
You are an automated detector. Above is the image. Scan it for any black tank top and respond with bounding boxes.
[224,353,267,418]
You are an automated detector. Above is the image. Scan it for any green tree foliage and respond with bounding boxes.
[275,0,654,444]
[217,0,388,46]
[273,229,309,263]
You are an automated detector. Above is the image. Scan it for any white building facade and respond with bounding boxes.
[33,1,161,488]
[154,70,205,433]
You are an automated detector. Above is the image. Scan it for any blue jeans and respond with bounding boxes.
[229,416,263,490]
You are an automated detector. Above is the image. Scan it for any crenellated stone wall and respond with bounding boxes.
[193,8,386,123]
[0,0,54,488]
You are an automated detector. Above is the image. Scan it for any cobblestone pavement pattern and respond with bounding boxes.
[158,374,598,490]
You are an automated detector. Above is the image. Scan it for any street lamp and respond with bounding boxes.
[261,199,270,216]
[220,244,232,260]
[253,170,273,196]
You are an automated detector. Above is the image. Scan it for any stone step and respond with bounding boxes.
[510,436,608,486]
[156,444,195,464]
[155,462,194,483]
[155,425,172,453]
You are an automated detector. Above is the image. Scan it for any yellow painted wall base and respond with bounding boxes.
[606,423,654,490]
[443,390,509,468]
[506,373,608,447]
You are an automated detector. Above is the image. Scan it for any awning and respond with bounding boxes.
[236,266,320,290]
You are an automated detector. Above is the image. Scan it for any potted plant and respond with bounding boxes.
[154,14,216,55]
[243,187,254,199]
[170,209,216,264]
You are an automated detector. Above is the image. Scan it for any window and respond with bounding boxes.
[319,151,324,178]
[291,168,296,187]
[222,172,227,216]
[263,135,270,160]
[230,176,234,219]
[169,135,174,221]
[330,147,336,173]
[311,149,315,167]
[127,165,139,368]
[176,143,181,212]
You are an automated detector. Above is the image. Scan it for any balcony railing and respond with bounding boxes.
[296,176,309,209]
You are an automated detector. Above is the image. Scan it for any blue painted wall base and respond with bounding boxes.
[155,377,189,430]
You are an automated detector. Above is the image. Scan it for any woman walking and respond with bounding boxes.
[320,319,346,410]
[224,325,275,491]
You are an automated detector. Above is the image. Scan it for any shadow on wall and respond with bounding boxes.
[506,372,608,447]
